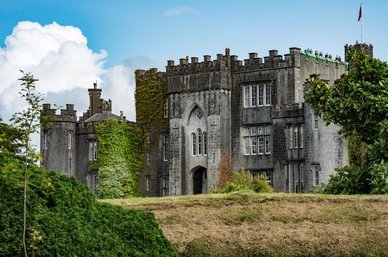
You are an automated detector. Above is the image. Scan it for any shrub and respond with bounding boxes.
[222,170,273,193]
[324,165,371,194]
[0,158,177,256]
[252,175,273,193]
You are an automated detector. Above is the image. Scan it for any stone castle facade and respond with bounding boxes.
[40,83,128,194]
[41,43,373,196]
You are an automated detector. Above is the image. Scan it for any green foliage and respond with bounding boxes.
[0,157,178,256]
[306,52,388,194]
[135,70,167,133]
[94,119,145,198]
[222,170,273,193]
[306,51,388,144]
[347,133,368,166]
[0,118,24,158]
[324,166,370,194]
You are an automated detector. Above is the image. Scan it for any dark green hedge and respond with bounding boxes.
[0,157,177,256]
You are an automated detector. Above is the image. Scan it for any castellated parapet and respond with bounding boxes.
[137,45,351,197]
[40,83,120,194]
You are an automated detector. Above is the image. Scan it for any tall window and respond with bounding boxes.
[198,129,202,155]
[192,133,197,155]
[315,169,320,186]
[251,85,257,106]
[293,126,298,148]
[164,100,169,118]
[258,84,264,106]
[299,125,304,148]
[68,132,72,150]
[44,132,48,150]
[203,132,207,155]
[244,86,250,107]
[265,83,271,105]
[289,124,304,149]
[243,125,272,156]
[163,135,168,161]
[243,84,271,108]
[89,142,97,161]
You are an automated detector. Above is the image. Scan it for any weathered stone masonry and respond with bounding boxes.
[136,44,372,196]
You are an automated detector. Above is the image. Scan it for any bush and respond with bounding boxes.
[0,158,177,256]
[324,165,370,194]
[222,170,273,193]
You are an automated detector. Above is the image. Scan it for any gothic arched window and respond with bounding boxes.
[198,129,202,155]
[192,133,197,155]
[203,132,207,155]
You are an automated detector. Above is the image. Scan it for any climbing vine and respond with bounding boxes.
[135,69,167,137]
[94,119,145,198]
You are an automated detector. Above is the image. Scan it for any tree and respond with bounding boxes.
[305,51,388,194]
[10,71,43,256]
[0,118,24,158]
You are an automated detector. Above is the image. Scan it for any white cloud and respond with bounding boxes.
[0,21,137,148]
[101,65,136,121]
[162,6,196,17]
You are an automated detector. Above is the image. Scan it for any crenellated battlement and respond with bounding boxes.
[135,68,166,80]
[41,103,77,122]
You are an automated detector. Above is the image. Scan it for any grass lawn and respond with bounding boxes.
[103,192,388,257]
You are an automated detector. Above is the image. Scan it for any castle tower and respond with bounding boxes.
[40,104,77,176]
[344,42,373,65]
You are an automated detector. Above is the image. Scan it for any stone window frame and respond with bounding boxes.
[203,132,208,155]
[242,125,272,156]
[192,133,197,155]
[242,83,271,108]
[288,124,304,149]
[286,162,305,193]
[198,129,203,155]
[88,141,97,161]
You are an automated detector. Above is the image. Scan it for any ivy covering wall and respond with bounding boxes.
[94,119,145,198]
[135,69,167,134]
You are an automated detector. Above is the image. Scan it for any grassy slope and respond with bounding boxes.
[104,192,388,257]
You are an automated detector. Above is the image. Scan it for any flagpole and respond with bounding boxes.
[361,3,363,43]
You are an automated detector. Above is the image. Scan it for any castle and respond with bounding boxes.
[40,82,130,194]
[41,42,373,197]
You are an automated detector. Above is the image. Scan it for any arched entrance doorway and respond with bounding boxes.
[192,166,207,194]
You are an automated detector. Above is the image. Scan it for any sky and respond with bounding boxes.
[0,0,387,141]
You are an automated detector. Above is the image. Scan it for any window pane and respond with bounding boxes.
[198,129,202,155]
[299,125,304,148]
[265,135,271,154]
[289,126,293,148]
[244,86,250,107]
[203,132,207,155]
[258,85,264,106]
[251,85,257,107]
[265,83,271,105]
[251,136,258,154]
[293,126,298,148]
[258,136,264,154]
[250,126,257,136]
[244,137,250,155]
[192,133,197,155]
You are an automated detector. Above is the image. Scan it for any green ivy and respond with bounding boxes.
[135,70,167,136]
[94,120,145,198]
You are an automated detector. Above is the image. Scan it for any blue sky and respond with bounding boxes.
[0,0,386,148]
[1,0,387,70]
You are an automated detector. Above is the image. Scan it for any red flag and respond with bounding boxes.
[358,4,362,21]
